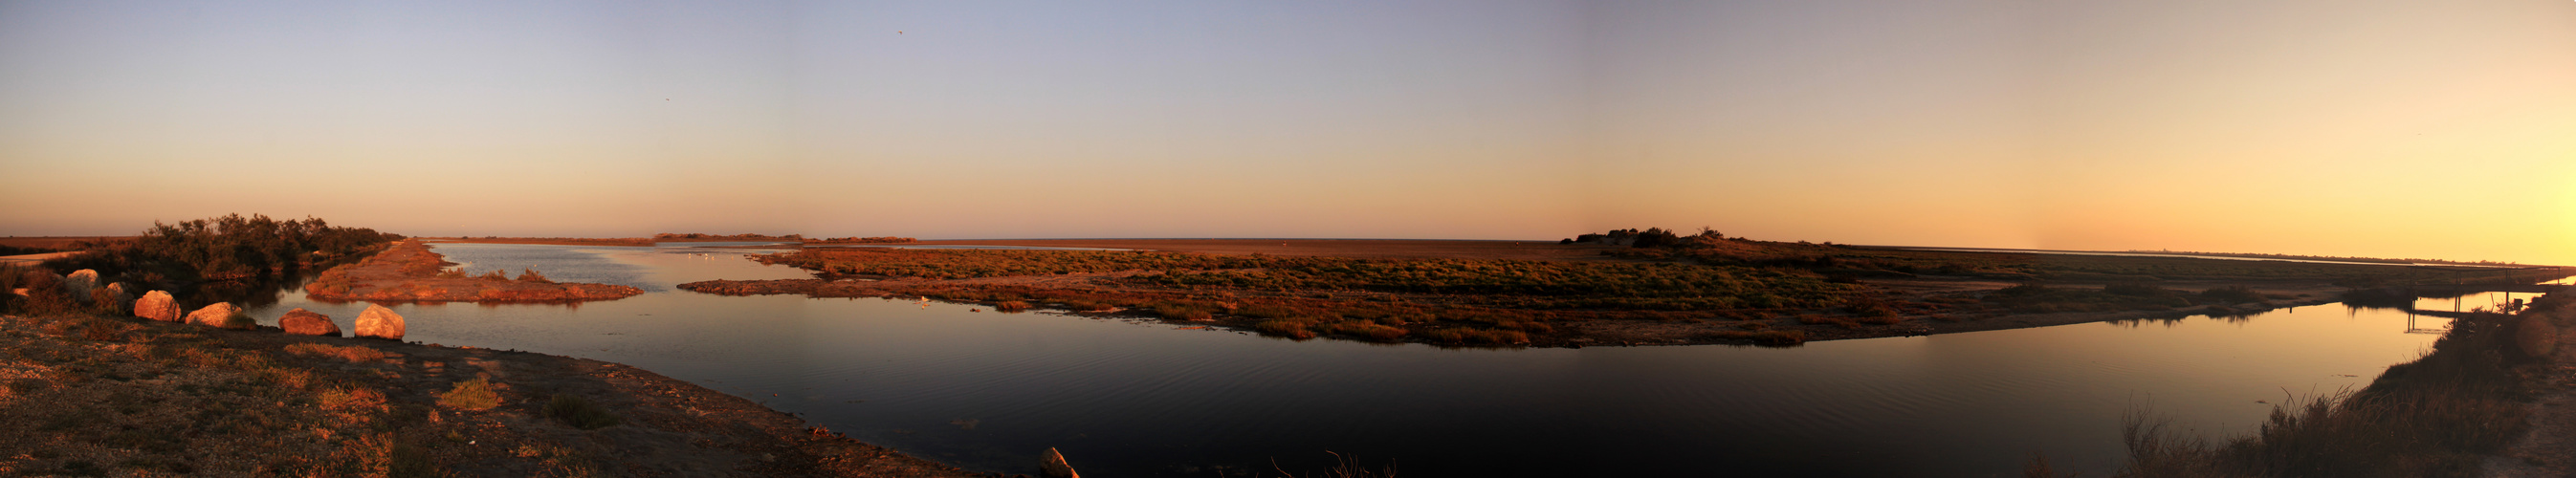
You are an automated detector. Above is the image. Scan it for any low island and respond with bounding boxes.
[304,241,642,303]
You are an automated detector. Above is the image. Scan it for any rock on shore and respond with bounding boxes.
[280,308,341,337]
[356,304,406,340]
[187,302,251,330]
[63,270,99,302]
[136,291,183,322]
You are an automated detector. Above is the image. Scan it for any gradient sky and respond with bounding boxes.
[4,1,2571,264]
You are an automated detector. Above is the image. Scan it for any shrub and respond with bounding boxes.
[476,270,510,281]
[543,394,621,430]
[517,269,552,284]
[436,269,467,279]
[436,379,502,410]
[994,300,1031,313]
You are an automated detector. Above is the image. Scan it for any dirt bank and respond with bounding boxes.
[304,241,643,303]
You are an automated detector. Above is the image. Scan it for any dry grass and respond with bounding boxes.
[437,378,503,411]
[284,342,389,362]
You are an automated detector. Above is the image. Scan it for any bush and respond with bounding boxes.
[994,300,1031,312]
[543,394,621,430]
[517,269,552,284]
[476,270,510,281]
[436,379,502,410]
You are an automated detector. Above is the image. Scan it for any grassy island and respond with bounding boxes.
[304,241,642,303]
[679,230,2569,348]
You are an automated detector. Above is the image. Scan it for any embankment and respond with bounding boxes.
[0,312,978,477]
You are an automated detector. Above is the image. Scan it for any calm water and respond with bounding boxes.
[240,243,2453,477]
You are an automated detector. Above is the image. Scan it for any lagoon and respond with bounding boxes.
[238,242,2449,477]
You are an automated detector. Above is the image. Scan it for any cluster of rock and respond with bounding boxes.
[28,268,408,340]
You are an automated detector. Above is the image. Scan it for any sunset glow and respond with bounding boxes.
[4,1,2571,264]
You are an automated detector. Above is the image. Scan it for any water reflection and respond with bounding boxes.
[230,244,2454,477]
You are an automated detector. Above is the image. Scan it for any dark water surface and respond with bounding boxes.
[240,243,2448,477]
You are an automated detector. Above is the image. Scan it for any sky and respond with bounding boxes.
[2,1,2571,264]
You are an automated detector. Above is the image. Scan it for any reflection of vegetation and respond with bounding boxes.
[2112,294,2565,477]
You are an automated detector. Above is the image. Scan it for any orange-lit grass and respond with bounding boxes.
[437,378,503,411]
[283,342,388,363]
